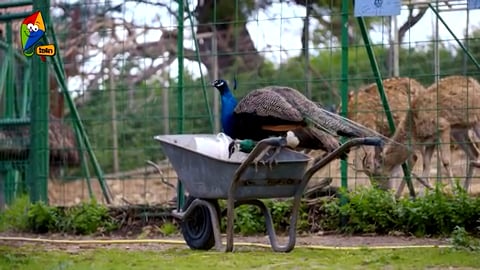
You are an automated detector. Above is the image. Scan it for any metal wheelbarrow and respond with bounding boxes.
[154,134,382,252]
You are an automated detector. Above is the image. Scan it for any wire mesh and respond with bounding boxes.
[2,0,480,207]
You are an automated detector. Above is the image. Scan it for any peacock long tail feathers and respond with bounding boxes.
[291,126,348,159]
[261,86,381,138]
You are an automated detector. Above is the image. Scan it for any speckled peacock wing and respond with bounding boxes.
[234,89,304,122]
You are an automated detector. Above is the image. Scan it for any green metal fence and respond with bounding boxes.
[2,0,480,208]
[0,0,111,207]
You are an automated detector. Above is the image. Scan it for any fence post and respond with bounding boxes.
[176,0,185,210]
[340,0,349,198]
[28,0,50,203]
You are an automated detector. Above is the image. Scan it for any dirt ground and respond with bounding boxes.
[48,164,179,206]
[48,148,480,206]
[0,231,451,251]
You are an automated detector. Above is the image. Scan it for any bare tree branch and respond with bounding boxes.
[124,0,178,18]
[398,6,428,44]
[128,56,176,112]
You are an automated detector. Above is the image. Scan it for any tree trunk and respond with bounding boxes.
[386,6,428,75]
[193,0,263,75]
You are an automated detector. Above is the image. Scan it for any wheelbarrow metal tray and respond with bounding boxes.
[154,134,312,200]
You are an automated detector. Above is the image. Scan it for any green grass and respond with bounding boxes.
[0,245,479,270]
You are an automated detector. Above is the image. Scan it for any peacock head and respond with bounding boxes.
[211,79,231,95]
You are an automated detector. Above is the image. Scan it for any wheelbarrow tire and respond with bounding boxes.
[181,195,220,251]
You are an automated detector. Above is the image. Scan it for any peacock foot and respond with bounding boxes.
[261,146,282,170]
[251,144,283,170]
[252,146,272,172]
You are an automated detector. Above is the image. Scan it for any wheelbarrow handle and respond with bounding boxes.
[360,137,384,147]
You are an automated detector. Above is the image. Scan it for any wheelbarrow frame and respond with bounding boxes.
[154,134,382,252]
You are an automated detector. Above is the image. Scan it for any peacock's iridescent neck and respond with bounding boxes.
[220,90,237,137]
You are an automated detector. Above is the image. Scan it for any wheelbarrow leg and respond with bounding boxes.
[236,199,299,252]
[226,195,236,252]
[226,138,289,252]
[210,208,223,251]
[200,200,223,251]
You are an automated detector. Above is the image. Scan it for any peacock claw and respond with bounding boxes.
[252,158,261,172]
[252,145,271,170]
[258,159,273,170]
[263,146,282,170]
[267,158,277,170]
[251,145,283,170]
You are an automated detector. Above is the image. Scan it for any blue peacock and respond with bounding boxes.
[212,79,376,161]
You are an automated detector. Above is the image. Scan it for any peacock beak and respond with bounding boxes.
[228,141,236,158]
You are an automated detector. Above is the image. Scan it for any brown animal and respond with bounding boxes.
[364,75,480,192]
[340,77,426,189]
[345,77,426,137]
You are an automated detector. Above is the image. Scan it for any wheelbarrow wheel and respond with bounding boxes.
[181,196,220,250]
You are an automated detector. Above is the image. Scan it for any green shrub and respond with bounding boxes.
[449,187,480,232]
[311,197,342,231]
[1,187,480,238]
[397,185,480,237]
[451,226,480,251]
[312,185,480,237]
[217,187,480,237]
[222,199,310,235]
[159,222,178,236]
[1,197,117,235]
[61,199,117,235]
[0,195,30,232]
[337,187,398,234]
[233,205,264,235]
[269,199,292,230]
[26,201,62,233]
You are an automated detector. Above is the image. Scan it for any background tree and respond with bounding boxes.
[1,0,472,174]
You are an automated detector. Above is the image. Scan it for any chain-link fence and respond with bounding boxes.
[1,0,480,207]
